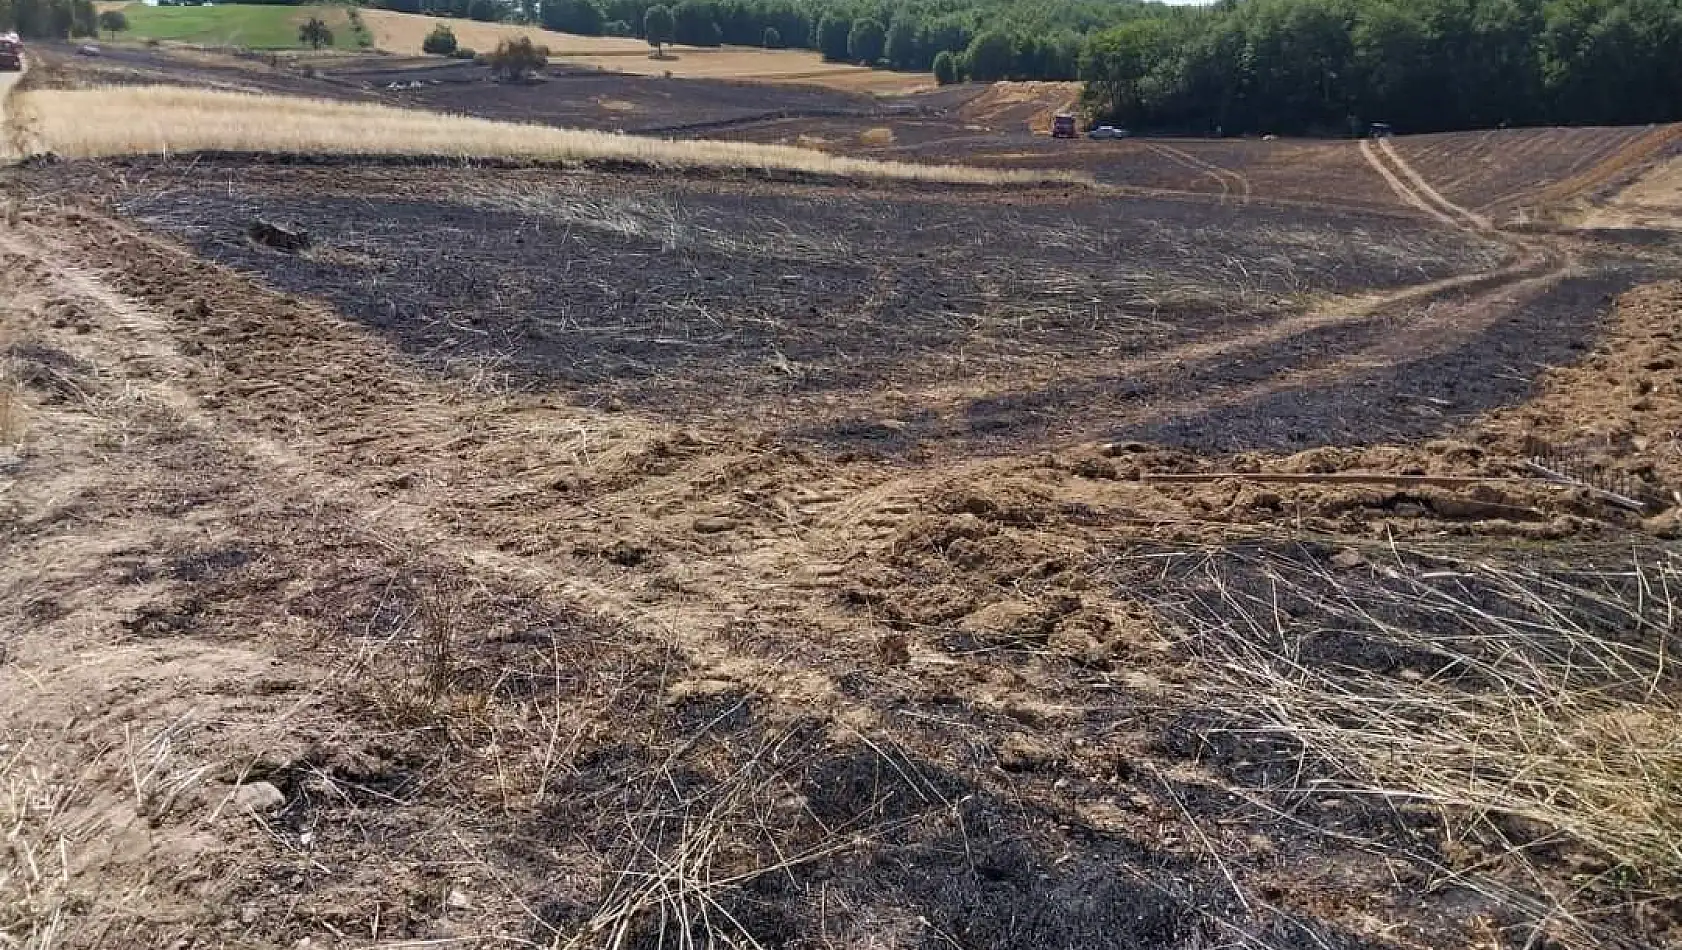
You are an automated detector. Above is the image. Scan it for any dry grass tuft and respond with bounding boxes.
[1128,542,1682,946]
[0,356,26,448]
[857,127,895,147]
[13,85,1084,186]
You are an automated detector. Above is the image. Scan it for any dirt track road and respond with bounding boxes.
[0,65,24,160]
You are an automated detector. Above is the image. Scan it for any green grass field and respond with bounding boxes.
[109,3,368,51]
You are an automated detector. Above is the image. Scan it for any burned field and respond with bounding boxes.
[89,163,1558,456]
[331,59,884,135]
[8,45,1682,950]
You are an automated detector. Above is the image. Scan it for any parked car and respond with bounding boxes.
[0,32,22,72]
[76,44,101,57]
[1087,125,1129,140]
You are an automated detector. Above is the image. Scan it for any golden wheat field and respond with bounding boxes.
[360,9,933,93]
[11,85,1073,183]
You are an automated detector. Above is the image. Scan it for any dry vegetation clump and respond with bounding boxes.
[1124,541,1682,945]
[12,85,1083,186]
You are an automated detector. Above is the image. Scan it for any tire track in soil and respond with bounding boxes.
[1375,138,1491,231]
[0,223,853,715]
[1146,141,1252,205]
[1144,141,1232,204]
[0,59,32,161]
[860,138,1573,447]
[1,215,1152,757]
[1361,138,1465,229]
[0,140,1589,738]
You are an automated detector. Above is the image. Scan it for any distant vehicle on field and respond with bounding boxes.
[1051,113,1077,139]
[77,44,102,57]
[1087,125,1129,140]
[1369,122,1393,138]
[0,32,22,71]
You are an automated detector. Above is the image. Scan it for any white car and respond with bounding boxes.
[1087,125,1128,140]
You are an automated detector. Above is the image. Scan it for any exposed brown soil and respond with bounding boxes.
[7,51,1682,950]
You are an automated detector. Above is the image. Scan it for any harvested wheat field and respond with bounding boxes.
[361,8,933,94]
[5,47,1682,950]
[8,85,1068,185]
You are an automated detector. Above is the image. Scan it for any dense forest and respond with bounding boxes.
[1079,0,1682,134]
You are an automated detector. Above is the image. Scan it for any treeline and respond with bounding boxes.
[0,0,98,39]
[1080,0,1682,134]
[367,0,1161,79]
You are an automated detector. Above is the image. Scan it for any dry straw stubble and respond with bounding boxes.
[15,85,1083,187]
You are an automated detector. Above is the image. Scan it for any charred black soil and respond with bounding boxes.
[58,162,1548,457]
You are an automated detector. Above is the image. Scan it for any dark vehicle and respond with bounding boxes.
[0,33,22,72]
[1051,113,1077,139]
[1369,122,1394,138]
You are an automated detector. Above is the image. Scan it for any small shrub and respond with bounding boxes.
[422,22,458,56]
[487,36,548,80]
[450,46,477,60]
[298,17,333,50]
[932,50,958,85]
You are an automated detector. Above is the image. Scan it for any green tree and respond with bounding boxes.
[643,3,674,55]
[964,30,1013,81]
[70,0,93,36]
[96,7,126,39]
[884,16,917,69]
[1080,19,1178,124]
[672,0,719,46]
[847,17,884,64]
[422,22,459,54]
[541,0,603,35]
[816,14,850,62]
[298,16,333,49]
[932,48,958,84]
[761,25,779,47]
